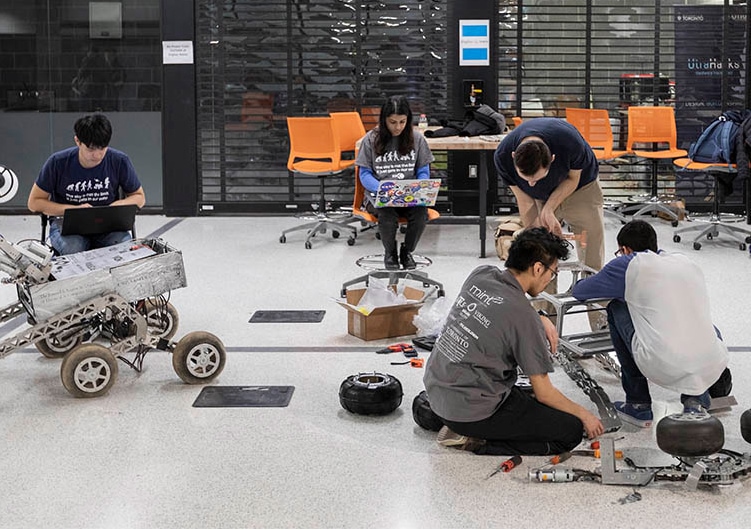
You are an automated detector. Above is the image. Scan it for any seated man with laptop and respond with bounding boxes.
[27,113,145,255]
[355,95,435,270]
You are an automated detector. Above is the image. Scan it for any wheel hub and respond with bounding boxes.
[75,358,110,391]
[188,345,218,375]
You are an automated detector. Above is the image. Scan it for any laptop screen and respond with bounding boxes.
[61,204,138,236]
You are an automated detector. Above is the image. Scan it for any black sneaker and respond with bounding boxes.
[682,395,711,414]
[708,368,733,398]
[400,245,416,270]
[384,252,399,270]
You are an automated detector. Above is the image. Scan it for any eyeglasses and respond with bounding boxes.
[614,248,624,258]
[543,264,558,282]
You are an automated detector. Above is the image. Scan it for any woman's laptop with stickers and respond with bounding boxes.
[374,178,441,208]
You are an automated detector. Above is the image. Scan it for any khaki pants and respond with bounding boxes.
[534,179,606,330]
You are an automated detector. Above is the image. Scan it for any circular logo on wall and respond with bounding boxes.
[0,165,19,203]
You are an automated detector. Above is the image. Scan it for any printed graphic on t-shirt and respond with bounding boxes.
[374,149,417,180]
[65,177,111,204]
[436,281,505,363]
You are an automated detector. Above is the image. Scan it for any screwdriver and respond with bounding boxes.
[571,449,623,459]
[486,455,523,479]
[376,343,412,354]
[548,451,572,465]
[501,455,522,471]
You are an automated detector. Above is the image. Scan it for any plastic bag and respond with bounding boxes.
[356,276,408,315]
[413,295,452,337]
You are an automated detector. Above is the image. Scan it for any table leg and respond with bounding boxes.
[479,151,488,258]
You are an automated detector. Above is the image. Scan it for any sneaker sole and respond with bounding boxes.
[436,427,468,447]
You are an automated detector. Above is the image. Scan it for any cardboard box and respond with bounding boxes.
[337,286,428,341]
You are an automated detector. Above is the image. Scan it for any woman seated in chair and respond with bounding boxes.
[355,96,435,270]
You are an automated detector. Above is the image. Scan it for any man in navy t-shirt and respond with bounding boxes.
[27,113,145,254]
[494,118,604,273]
[494,118,605,328]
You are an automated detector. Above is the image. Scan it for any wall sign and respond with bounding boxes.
[459,19,490,66]
[162,41,194,65]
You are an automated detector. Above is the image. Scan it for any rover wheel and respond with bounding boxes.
[347,237,355,246]
[671,220,679,227]
[61,344,118,398]
[279,235,286,244]
[172,331,226,384]
[35,333,83,359]
[332,231,340,239]
[305,241,312,249]
[741,409,751,444]
[412,390,444,431]
[673,235,681,243]
[141,299,180,340]
[693,242,702,251]
[656,412,724,457]
[339,372,403,415]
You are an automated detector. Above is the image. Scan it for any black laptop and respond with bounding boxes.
[61,204,138,236]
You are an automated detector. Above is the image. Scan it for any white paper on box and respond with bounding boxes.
[30,241,186,321]
[111,251,186,301]
[30,269,114,321]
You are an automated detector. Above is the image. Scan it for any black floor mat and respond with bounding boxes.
[249,310,325,323]
[192,386,295,408]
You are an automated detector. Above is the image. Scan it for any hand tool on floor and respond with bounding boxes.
[376,343,416,355]
[548,451,572,465]
[486,455,523,479]
[571,449,623,459]
[390,358,424,367]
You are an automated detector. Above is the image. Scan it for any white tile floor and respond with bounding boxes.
[1,212,751,528]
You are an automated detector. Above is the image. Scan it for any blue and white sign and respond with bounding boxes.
[459,19,490,66]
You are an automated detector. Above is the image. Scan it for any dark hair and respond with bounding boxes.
[617,220,658,252]
[74,113,112,149]
[375,95,414,157]
[514,140,552,176]
[505,227,570,272]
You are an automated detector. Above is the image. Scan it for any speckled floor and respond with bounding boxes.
[1,213,751,528]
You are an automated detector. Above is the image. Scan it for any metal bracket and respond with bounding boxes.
[599,437,655,486]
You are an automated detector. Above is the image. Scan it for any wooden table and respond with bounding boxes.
[422,132,504,257]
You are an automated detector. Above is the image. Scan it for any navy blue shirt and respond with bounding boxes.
[36,146,141,206]
[494,118,598,200]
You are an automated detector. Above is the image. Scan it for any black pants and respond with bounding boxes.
[441,387,584,456]
[368,205,427,255]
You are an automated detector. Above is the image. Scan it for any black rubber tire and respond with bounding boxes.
[35,333,83,359]
[339,372,403,415]
[412,391,444,431]
[656,412,724,457]
[741,409,751,444]
[172,331,226,384]
[673,235,681,243]
[60,344,118,398]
